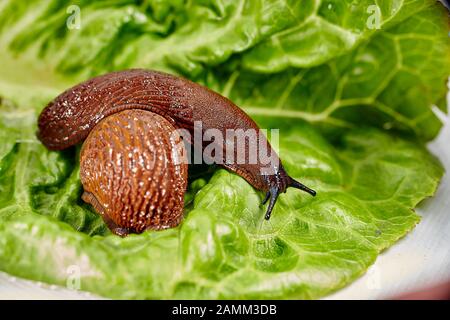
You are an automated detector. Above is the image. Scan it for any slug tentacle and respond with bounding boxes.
[265,187,280,220]
[289,177,317,196]
[262,191,271,205]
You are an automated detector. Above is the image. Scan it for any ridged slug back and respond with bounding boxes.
[80,109,188,235]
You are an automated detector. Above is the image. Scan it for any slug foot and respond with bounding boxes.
[82,191,130,236]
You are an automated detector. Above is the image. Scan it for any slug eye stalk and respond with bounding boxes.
[289,178,317,197]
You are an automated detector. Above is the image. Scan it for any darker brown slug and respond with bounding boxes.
[37,69,315,235]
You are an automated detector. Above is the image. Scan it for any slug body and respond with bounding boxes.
[38,69,315,231]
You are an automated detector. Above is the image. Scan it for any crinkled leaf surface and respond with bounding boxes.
[0,0,448,140]
[0,0,448,299]
[207,4,450,141]
[0,108,442,299]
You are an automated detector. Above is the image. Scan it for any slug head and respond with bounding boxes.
[262,167,316,220]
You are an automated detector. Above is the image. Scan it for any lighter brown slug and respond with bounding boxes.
[37,69,315,235]
[80,109,187,236]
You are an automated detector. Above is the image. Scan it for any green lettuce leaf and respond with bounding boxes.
[207,4,450,141]
[0,0,448,299]
[1,0,448,140]
[0,107,442,299]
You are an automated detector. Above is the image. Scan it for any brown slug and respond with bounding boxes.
[37,69,315,235]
